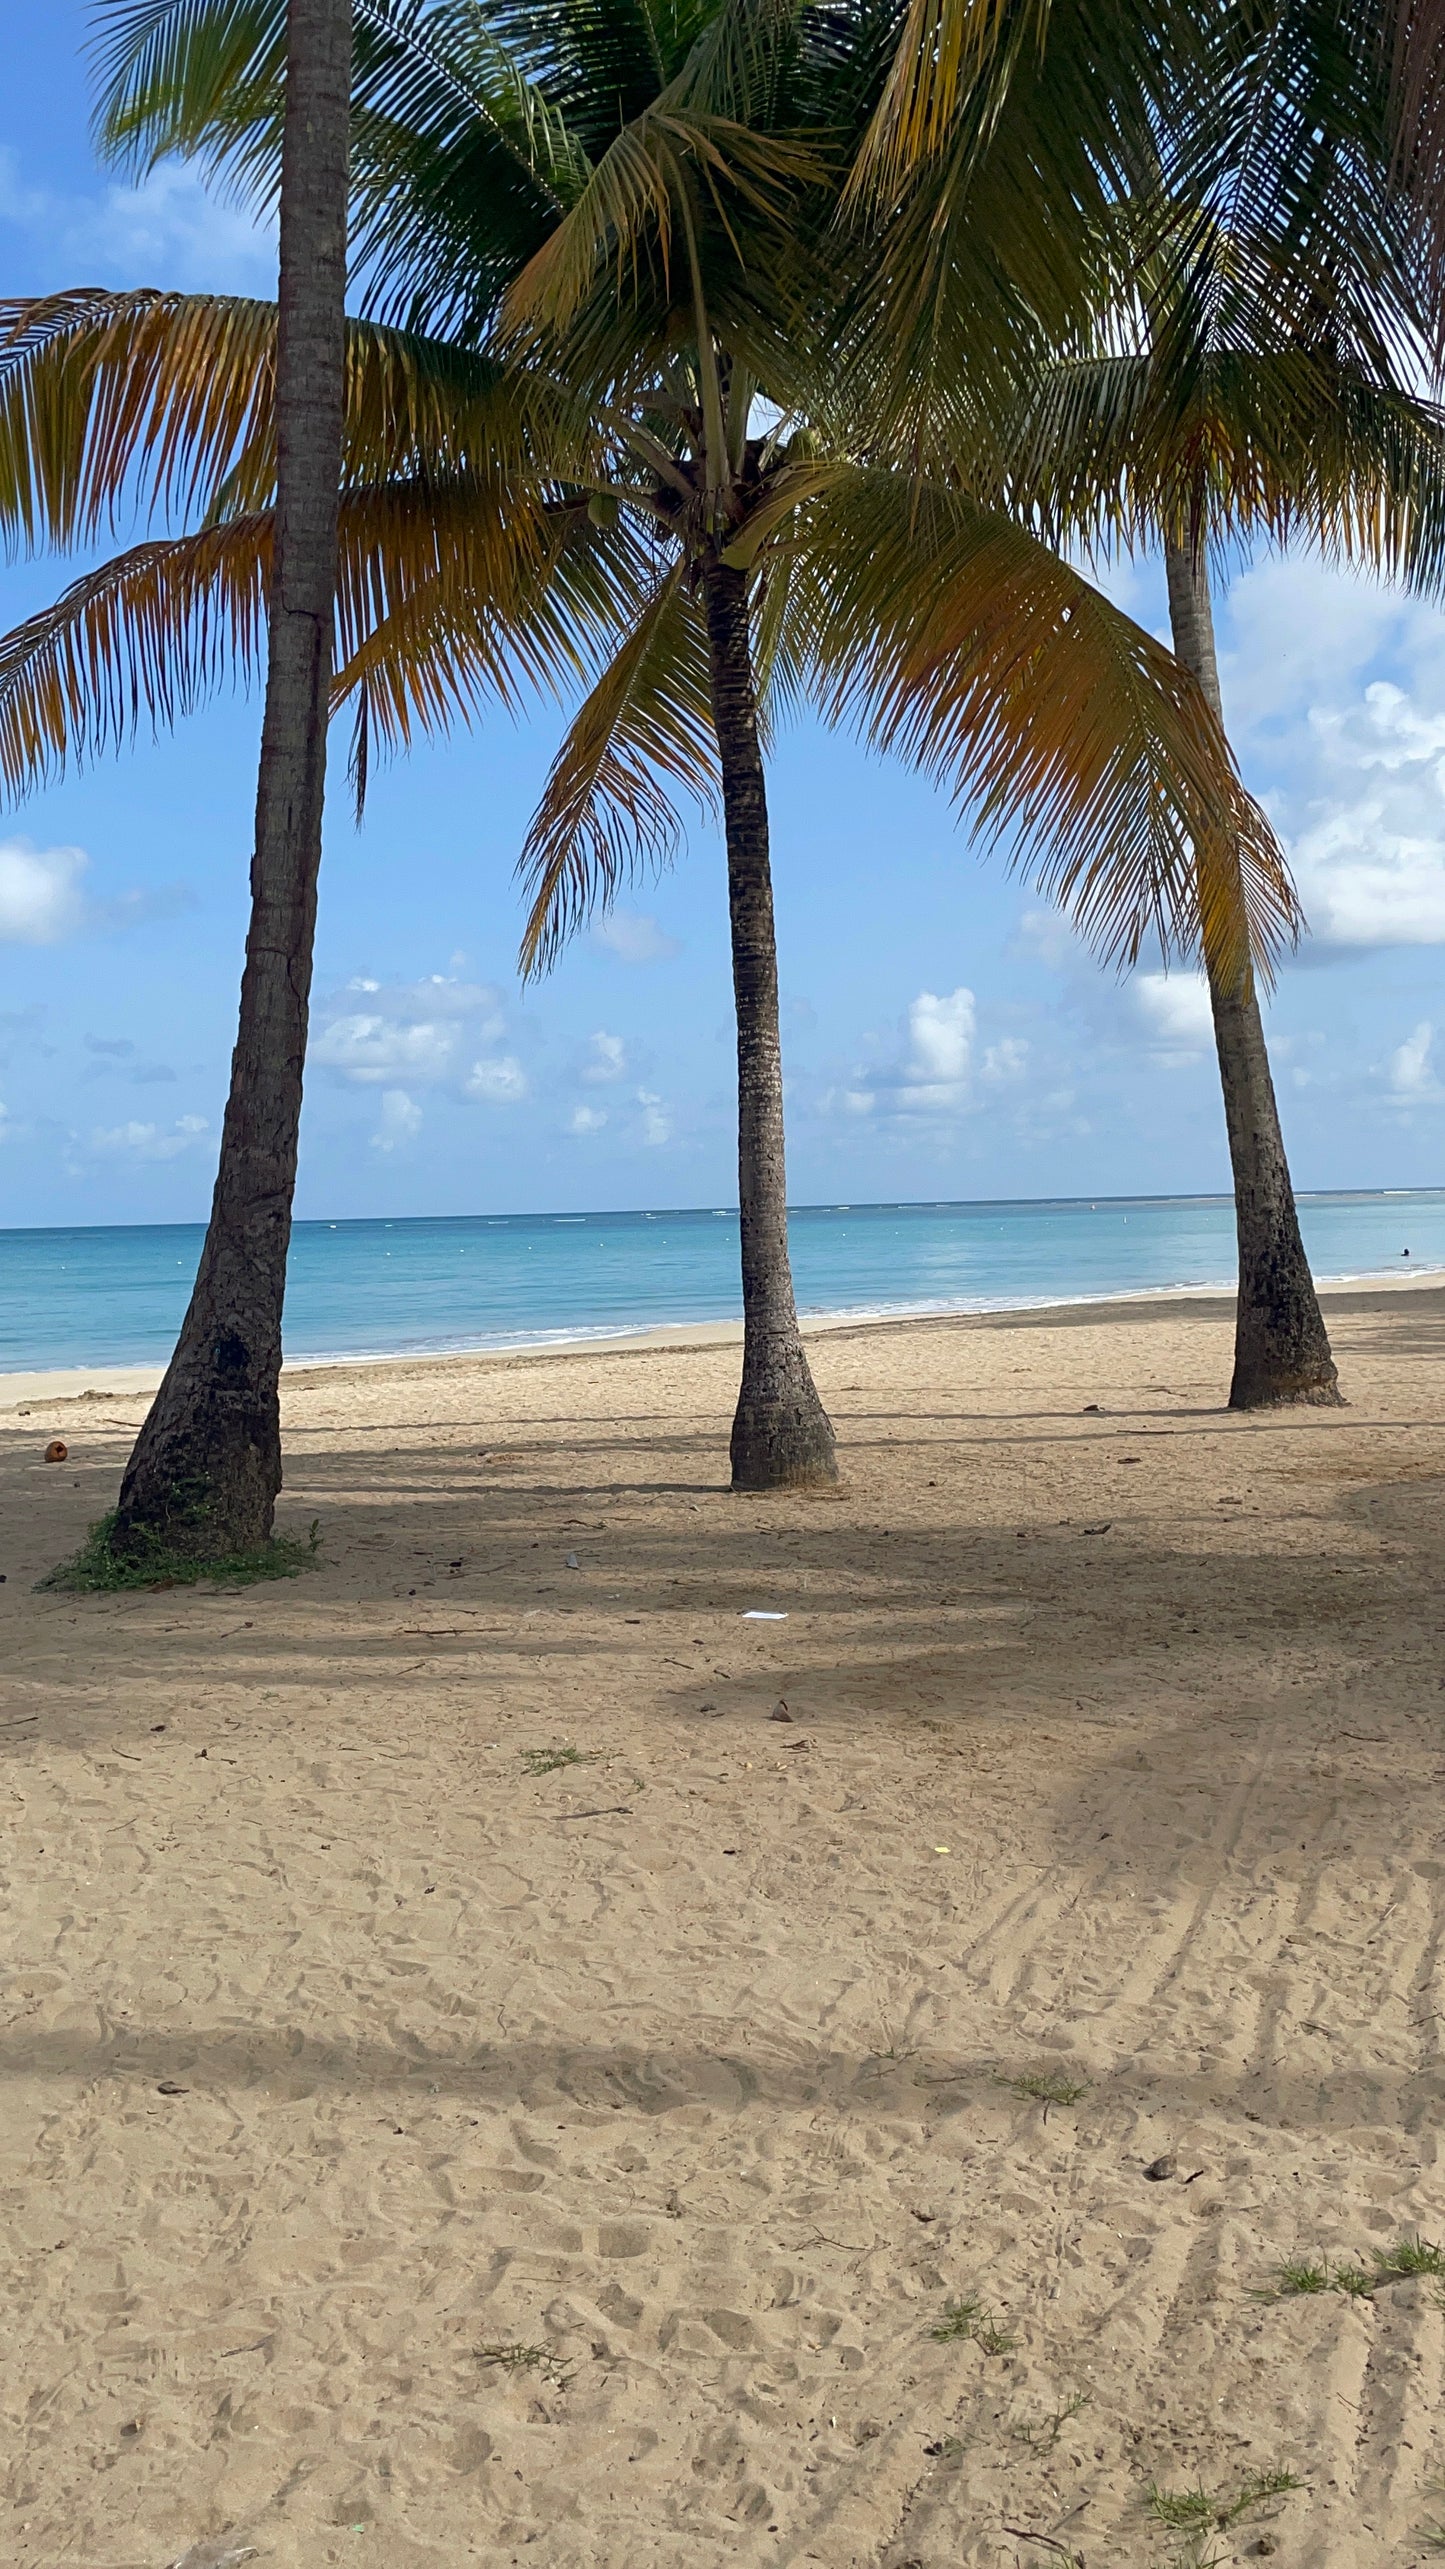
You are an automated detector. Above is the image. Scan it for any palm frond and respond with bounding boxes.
[0,517,270,796]
[849,0,1026,199]
[797,467,1299,984]
[91,0,584,338]
[517,557,717,973]
[504,101,823,341]
[1003,343,1445,589]
[0,473,564,796]
[0,287,569,548]
[1387,0,1445,345]
[336,493,661,800]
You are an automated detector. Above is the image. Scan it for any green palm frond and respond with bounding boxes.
[92,0,583,338]
[798,467,1298,983]
[517,555,718,973]
[504,101,821,343]
[485,0,722,149]
[1003,343,1445,588]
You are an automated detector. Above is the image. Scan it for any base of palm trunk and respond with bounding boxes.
[1228,1296,1344,1411]
[1228,1346,1344,1410]
[109,1347,283,1564]
[730,1349,838,1490]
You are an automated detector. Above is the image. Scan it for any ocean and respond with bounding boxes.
[1,1190,1442,1378]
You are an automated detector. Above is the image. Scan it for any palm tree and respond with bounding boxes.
[992,20,1445,1408]
[108,0,355,1560]
[855,0,1445,1407]
[0,0,1295,1494]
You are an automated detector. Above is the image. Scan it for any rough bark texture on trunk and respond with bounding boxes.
[1164,536,1341,1409]
[111,0,354,1559]
[701,558,838,1490]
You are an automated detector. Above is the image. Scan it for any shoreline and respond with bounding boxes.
[4,1261,1442,1410]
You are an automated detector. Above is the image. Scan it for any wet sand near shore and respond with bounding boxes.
[2,1282,1444,2567]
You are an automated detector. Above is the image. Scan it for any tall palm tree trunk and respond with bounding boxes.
[700,558,838,1490]
[110,0,354,1562]
[1163,537,1341,1409]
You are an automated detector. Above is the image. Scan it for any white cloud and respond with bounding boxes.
[1133,971,1214,1058]
[1284,683,1445,947]
[313,975,505,1085]
[1220,555,1416,742]
[582,1030,628,1083]
[1015,908,1078,971]
[1389,1020,1444,1102]
[908,987,974,1085]
[314,1012,459,1083]
[637,1088,672,1145]
[89,1113,208,1163]
[370,1089,422,1151]
[982,1036,1030,1084]
[0,840,89,944]
[569,1104,608,1136]
[831,986,978,1121]
[0,147,275,295]
[466,1054,529,1103]
[590,910,682,966]
[1210,558,1445,951]
[892,988,975,1113]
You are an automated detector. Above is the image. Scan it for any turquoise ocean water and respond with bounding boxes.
[1,1190,1442,1376]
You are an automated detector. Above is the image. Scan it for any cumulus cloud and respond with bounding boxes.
[1389,1020,1444,1102]
[465,1054,529,1103]
[582,1030,628,1083]
[1221,555,1416,743]
[313,974,506,1085]
[841,987,977,1119]
[1283,682,1445,946]
[0,840,90,944]
[569,1104,607,1136]
[370,1089,422,1151]
[908,988,975,1088]
[982,1036,1030,1084]
[590,910,682,965]
[1211,558,1445,951]
[89,1113,209,1162]
[315,1012,459,1083]
[1133,972,1214,1058]
[0,839,189,947]
[0,146,275,295]
[637,1088,672,1145]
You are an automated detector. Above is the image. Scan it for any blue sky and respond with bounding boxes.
[1,6,1443,1229]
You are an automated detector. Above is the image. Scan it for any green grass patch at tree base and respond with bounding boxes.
[38,1510,322,1594]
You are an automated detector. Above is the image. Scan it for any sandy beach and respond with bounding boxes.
[3,1281,1445,2568]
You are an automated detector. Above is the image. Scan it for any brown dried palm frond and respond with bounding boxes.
[0,286,561,549]
[0,472,554,794]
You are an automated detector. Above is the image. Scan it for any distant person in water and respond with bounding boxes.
[1403,1247,1411,1258]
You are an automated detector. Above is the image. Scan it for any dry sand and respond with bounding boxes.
[3,1283,1445,2569]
